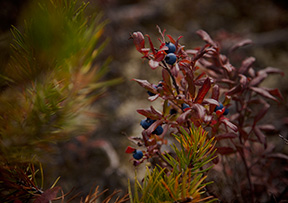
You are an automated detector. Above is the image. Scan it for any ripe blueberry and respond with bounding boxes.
[170,108,177,115]
[223,108,229,115]
[153,125,163,135]
[214,103,224,112]
[147,91,156,96]
[165,53,177,65]
[165,42,176,54]
[133,150,143,160]
[140,118,155,129]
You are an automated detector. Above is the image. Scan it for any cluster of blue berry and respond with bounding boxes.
[214,103,229,115]
[147,83,163,96]
[140,118,164,135]
[164,42,177,65]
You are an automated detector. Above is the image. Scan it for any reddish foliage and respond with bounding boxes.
[129,27,286,202]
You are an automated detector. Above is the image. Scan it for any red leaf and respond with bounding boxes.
[125,146,136,153]
[239,127,249,141]
[149,59,159,69]
[238,57,255,74]
[196,30,217,47]
[253,100,270,124]
[259,67,284,76]
[249,72,268,87]
[128,137,144,146]
[157,25,166,42]
[179,59,191,67]
[175,35,183,49]
[137,109,155,119]
[222,62,234,73]
[250,86,278,102]
[154,51,165,62]
[150,106,162,117]
[132,32,145,54]
[216,147,235,155]
[210,84,220,113]
[258,124,277,133]
[211,84,219,100]
[176,109,192,124]
[191,103,206,119]
[192,44,211,61]
[195,72,206,81]
[146,34,156,55]
[185,72,195,99]
[215,132,238,140]
[162,68,172,89]
[239,74,248,87]
[265,88,284,100]
[167,34,176,44]
[221,119,238,132]
[203,98,219,106]
[194,77,211,104]
[226,84,242,96]
[229,38,253,52]
[186,49,198,55]
[253,126,267,147]
[217,78,236,85]
[34,186,61,203]
[137,107,162,120]
[266,153,288,160]
[133,79,155,92]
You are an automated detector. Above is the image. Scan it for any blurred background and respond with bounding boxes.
[1,0,288,201]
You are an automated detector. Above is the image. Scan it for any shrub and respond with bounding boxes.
[0,1,122,202]
[127,26,287,202]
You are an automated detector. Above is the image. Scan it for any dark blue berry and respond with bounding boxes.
[170,108,177,115]
[157,83,163,87]
[147,91,156,96]
[223,108,229,115]
[140,118,155,129]
[147,85,157,96]
[165,53,177,65]
[165,42,176,54]
[214,103,224,112]
[133,150,143,160]
[153,125,163,135]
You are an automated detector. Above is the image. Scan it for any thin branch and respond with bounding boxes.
[160,61,180,95]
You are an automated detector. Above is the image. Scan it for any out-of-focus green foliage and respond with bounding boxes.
[0,0,119,163]
[129,126,217,203]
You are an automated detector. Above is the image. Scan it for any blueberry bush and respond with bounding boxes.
[126,26,287,202]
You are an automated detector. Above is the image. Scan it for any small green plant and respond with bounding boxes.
[0,0,123,202]
[128,126,216,203]
[0,0,118,163]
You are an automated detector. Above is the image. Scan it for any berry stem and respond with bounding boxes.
[160,61,180,95]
